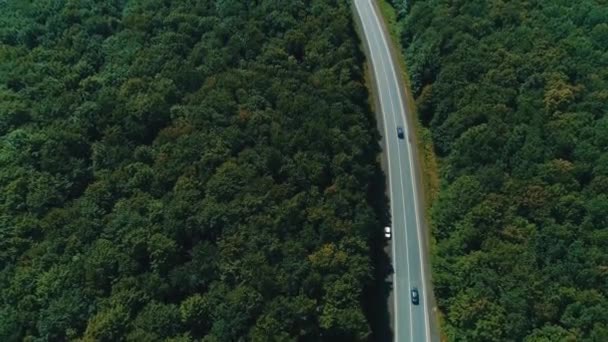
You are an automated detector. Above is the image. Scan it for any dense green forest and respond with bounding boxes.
[388,0,608,340]
[0,0,388,340]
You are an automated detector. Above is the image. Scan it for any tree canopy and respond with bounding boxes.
[388,0,608,340]
[0,0,386,340]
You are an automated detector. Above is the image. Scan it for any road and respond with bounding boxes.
[352,1,434,341]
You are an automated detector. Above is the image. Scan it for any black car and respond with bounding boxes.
[397,126,404,139]
[411,287,419,305]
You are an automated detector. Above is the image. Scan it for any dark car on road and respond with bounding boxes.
[397,126,404,139]
[411,287,419,305]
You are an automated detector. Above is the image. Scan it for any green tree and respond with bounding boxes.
[82,305,129,342]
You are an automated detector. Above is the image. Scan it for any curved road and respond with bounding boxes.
[353,1,434,341]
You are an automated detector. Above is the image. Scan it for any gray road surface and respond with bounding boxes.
[353,1,433,341]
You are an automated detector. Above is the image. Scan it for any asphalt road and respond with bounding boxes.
[352,1,433,341]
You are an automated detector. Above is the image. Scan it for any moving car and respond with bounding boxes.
[384,226,391,239]
[411,287,419,305]
[397,126,404,139]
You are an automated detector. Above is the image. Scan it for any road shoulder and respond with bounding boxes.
[349,4,396,341]
[369,1,442,341]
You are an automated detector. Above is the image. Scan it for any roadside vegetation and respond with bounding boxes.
[377,0,441,211]
[0,0,386,340]
[387,0,608,340]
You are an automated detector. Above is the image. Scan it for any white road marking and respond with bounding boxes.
[352,1,401,339]
[367,1,432,340]
[374,21,415,342]
[355,1,430,340]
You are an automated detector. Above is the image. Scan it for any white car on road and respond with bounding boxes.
[384,226,391,239]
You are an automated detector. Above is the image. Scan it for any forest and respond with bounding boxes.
[0,0,388,340]
[387,0,608,340]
